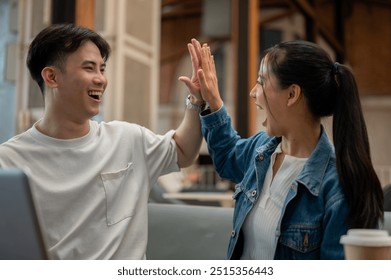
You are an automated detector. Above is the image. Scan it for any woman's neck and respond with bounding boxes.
[280,121,321,158]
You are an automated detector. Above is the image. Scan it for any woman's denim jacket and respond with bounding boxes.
[200,106,349,260]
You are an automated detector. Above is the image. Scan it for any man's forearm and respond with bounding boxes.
[174,107,203,168]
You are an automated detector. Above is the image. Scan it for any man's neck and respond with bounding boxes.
[35,117,91,139]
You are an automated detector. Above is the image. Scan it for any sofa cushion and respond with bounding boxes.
[147,203,233,260]
[383,211,391,233]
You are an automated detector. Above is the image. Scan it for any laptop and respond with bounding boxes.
[0,168,48,259]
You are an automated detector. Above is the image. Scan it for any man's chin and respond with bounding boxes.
[88,111,100,120]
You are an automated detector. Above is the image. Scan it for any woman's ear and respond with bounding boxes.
[287,84,301,107]
[41,67,58,88]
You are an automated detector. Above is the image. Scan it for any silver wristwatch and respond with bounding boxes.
[186,95,206,112]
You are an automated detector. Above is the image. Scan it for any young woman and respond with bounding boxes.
[184,39,384,259]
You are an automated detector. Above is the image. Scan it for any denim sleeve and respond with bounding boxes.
[321,191,349,259]
[200,106,261,183]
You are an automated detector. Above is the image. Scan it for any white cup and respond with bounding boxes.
[340,229,391,260]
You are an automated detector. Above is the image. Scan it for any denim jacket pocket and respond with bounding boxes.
[278,224,321,254]
[101,162,136,226]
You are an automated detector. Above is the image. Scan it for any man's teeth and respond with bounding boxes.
[88,91,102,99]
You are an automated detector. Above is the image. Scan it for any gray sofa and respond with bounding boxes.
[146,203,391,260]
[147,203,233,260]
[384,211,391,232]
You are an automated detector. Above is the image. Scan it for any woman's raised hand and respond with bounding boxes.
[197,42,223,111]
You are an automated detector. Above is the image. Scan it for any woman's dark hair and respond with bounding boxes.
[27,23,111,95]
[264,40,383,228]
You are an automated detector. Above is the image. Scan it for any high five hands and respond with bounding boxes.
[179,38,223,112]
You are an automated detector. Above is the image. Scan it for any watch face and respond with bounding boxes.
[186,95,206,112]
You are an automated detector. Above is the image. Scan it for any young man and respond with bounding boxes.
[0,24,206,259]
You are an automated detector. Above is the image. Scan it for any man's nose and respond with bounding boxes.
[94,72,106,85]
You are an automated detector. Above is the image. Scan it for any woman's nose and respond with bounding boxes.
[249,85,257,98]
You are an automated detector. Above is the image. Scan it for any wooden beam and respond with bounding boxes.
[293,0,344,57]
[260,10,295,26]
[162,0,201,7]
[161,0,202,20]
[248,0,259,136]
[75,0,95,29]
[162,8,202,20]
[234,0,250,137]
[51,0,75,24]
[233,0,259,137]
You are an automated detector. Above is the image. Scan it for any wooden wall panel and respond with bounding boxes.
[76,0,95,29]
[345,4,391,96]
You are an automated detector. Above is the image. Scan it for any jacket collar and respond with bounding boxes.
[255,125,334,196]
[297,126,335,196]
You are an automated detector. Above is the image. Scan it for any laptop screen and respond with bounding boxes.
[0,168,48,260]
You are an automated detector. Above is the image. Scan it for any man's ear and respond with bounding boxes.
[287,84,301,107]
[41,67,58,88]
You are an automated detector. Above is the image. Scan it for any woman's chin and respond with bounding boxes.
[263,118,275,136]
[262,118,268,129]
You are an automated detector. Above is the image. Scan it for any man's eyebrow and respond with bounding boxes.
[81,60,106,68]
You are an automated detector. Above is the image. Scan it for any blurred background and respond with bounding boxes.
[1,0,391,207]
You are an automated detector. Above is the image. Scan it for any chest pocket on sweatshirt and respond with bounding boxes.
[101,162,137,226]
